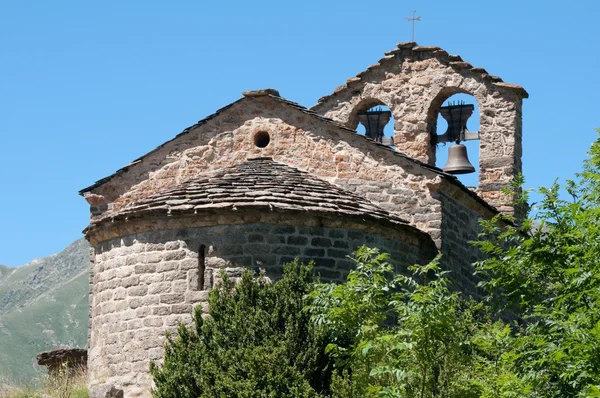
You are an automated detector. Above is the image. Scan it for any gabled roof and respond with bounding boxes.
[310,42,528,109]
[79,90,500,216]
[97,158,411,227]
[78,90,444,196]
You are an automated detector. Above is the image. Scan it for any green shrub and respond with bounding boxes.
[150,261,334,398]
[306,247,526,398]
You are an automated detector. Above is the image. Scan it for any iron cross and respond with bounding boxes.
[406,11,421,42]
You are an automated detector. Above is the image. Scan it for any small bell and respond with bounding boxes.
[443,143,475,174]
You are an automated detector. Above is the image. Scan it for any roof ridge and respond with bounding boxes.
[81,93,498,217]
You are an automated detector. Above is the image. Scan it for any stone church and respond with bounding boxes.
[80,42,527,397]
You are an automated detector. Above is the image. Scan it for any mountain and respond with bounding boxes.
[0,239,90,385]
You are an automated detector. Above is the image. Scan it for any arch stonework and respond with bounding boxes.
[311,43,528,215]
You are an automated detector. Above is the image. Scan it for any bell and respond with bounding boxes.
[443,144,475,174]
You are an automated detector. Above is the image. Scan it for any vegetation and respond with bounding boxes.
[150,129,600,397]
[0,363,88,398]
[472,128,600,396]
[150,261,334,397]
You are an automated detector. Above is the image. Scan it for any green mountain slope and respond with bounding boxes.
[0,239,90,385]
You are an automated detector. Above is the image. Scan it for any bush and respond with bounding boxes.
[473,129,600,397]
[150,261,334,398]
[306,246,528,398]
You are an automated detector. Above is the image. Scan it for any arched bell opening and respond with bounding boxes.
[428,90,481,188]
[348,98,396,147]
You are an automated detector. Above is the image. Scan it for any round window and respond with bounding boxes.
[253,131,270,148]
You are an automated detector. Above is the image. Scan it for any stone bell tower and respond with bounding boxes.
[311,43,528,216]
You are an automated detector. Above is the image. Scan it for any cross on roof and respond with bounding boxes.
[406,11,421,42]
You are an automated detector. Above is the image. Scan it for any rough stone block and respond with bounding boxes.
[287,236,308,245]
[128,297,143,309]
[127,285,148,297]
[152,306,171,316]
[265,234,285,244]
[145,252,163,264]
[89,384,123,398]
[304,248,325,257]
[143,317,164,327]
[121,276,140,288]
[171,279,188,294]
[163,250,187,261]
[164,241,180,250]
[328,229,346,239]
[157,261,180,273]
[160,293,184,304]
[185,290,210,303]
[215,245,244,256]
[135,264,156,274]
[311,237,332,247]
[171,304,193,314]
[139,273,164,284]
[271,246,301,256]
[135,307,151,318]
[148,282,171,295]
[163,269,186,281]
[271,225,296,234]
[333,240,349,249]
[248,233,264,242]
[311,258,337,268]
[244,243,271,254]
[253,254,276,266]
[179,258,197,271]
[327,248,350,258]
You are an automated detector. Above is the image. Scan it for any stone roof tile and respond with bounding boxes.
[81,92,498,217]
[111,158,411,226]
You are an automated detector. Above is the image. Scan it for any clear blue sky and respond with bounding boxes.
[1,1,599,266]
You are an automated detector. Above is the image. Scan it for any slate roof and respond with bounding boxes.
[111,158,411,226]
[78,92,441,195]
[80,90,499,216]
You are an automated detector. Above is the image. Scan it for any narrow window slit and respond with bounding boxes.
[198,244,206,290]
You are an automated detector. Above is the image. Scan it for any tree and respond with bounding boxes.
[307,247,528,398]
[151,129,600,398]
[150,261,334,398]
[474,129,600,396]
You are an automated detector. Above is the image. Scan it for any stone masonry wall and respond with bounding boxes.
[89,222,431,397]
[311,43,527,215]
[86,95,453,245]
[438,191,485,299]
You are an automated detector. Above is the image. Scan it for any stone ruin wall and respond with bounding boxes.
[311,43,526,216]
[87,213,434,397]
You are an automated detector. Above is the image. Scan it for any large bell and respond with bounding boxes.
[443,144,475,174]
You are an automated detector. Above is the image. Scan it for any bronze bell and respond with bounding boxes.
[443,144,475,174]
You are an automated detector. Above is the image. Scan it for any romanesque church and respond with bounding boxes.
[80,42,527,397]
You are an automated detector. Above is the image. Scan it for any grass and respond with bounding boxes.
[0,364,88,398]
